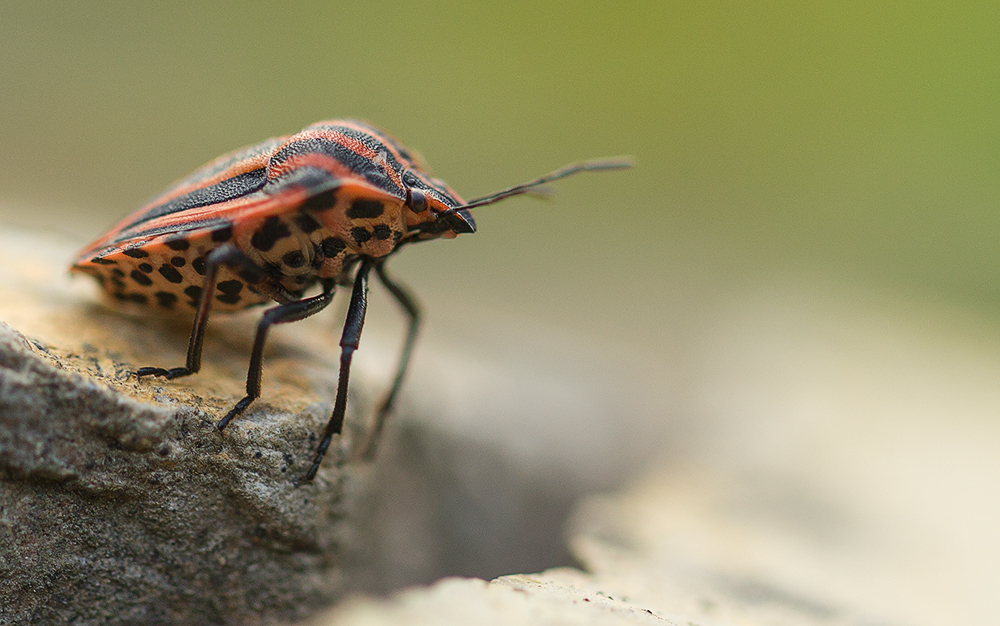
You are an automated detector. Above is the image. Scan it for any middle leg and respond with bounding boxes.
[354,260,421,461]
[217,282,337,431]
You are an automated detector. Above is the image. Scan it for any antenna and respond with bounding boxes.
[436,156,633,220]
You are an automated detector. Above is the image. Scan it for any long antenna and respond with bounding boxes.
[436,156,633,220]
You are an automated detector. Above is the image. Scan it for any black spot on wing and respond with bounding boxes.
[158,265,184,283]
[294,213,322,233]
[347,199,385,219]
[216,280,243,305]
[154,291,178,309]
[124,168,267,231]
[350,227,371,245]
[130,270,153,286]
[301,189,338,212]
[123,293,148,305]
[217,280,243,294]
[211,224,233,242]
[372,224,392,240]
[251,217,291,252]
[237,265,264,283]
[320,237,345,257]
[184,285,202,305]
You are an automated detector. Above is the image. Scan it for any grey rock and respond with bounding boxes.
[0,319,357,625]
[0,229,368,625]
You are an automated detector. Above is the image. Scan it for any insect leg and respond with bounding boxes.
[136,244,295,380]
[216,284,337,431]
[304,259,374,481]
[355,261,421,461]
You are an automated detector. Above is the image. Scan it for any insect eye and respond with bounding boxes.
[406,188,428,213]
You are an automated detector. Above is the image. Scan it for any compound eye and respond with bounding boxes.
[406,188,428,213]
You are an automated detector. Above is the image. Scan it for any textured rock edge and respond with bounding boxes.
[0,319,361,625]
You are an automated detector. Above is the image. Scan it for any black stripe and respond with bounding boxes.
[308,121,415,168]
[145,137,284,205]
[270,136,404,198]
[111,217,236,245]
[332,125,407,172]
[347,199,385,219]
[125,168,268,230]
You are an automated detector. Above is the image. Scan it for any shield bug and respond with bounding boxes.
[72,120,631,480]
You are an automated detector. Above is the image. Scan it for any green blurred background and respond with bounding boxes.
[1,1,999,356]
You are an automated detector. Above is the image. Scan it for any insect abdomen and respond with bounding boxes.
[73,229,271,313]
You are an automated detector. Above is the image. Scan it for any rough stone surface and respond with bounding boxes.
[0,228,373,625]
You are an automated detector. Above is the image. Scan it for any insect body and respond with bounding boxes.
[72,120,630,480]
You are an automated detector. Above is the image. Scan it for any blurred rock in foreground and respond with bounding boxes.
[316,282,1000,625]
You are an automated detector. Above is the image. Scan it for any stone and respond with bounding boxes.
[0,228,372,625]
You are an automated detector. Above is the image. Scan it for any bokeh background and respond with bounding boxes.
[3,3,999,623]
[2,1,997,351]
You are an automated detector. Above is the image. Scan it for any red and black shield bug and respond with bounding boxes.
[72,120,631,480]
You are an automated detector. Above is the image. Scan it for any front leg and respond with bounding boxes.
[304,259,374,481]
